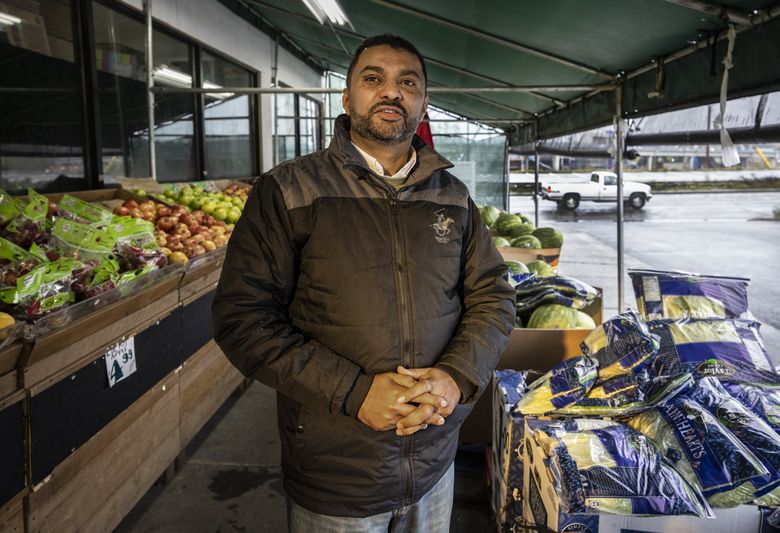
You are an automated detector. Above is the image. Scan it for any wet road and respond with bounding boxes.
[509,191,780,357]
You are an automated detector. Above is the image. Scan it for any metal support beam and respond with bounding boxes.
[614,85,625,312]
[143,0,156,180]
[533,143,540,227]
[151,85,605,95]
[365,0,614,80]
[661,0,753,25]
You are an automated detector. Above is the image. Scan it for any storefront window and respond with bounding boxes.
[201,50,254,178]
[0,0,87,192]
[274,90,321,164]
[93,2,195,182]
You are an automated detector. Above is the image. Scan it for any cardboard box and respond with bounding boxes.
[499,245,562,267]
[521,417,775,533]
[459,293,603,445]
[491,371,527,532]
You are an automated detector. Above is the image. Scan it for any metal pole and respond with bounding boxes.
[272,34,279,167]
[534,143,540,227]
[143,0,156,180]
[615,85,625,312]
[503,137,510,212]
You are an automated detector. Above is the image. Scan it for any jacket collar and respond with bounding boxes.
[329,114,453,188]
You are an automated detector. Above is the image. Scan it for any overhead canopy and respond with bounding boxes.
[220,0,780,143]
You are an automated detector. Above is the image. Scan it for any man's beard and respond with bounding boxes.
[349,101,419,145]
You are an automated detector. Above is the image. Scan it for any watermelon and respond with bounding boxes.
[495,214,523,237]
[508,222,536,239]
[480,205,501,229]
[527,304,580,329]
[506,260,529,275]
[574,310,597,329]
[533,227,564,248]
[510,235,541,249]
[526,260,555,277]
[492,236,511,248]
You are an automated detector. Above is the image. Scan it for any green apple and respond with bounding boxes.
[214,208,228,221]
[202,202,217,215]
[226,208,241,224]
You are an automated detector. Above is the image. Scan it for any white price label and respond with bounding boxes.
[105,337,137,388]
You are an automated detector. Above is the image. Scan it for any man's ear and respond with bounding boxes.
[342,89,350,114]
[420,95,429,121]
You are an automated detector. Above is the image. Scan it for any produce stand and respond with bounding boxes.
[0,187,244,532]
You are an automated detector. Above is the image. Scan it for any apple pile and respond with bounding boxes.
[162,184,246,225]
[113,199,232,264]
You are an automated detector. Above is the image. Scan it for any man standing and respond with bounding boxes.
[212,34,515,532]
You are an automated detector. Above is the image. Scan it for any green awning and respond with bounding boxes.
[220,0,780,143]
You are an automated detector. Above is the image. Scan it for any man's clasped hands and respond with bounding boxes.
[357,366,461,437]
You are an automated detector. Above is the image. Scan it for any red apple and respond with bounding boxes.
[129,208,143,218]
[124,199,138,209]
[156,217,175,232]
[192,245,206,257]
[114,206,130,216]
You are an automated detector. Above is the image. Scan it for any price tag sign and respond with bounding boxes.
[105,336,137,388]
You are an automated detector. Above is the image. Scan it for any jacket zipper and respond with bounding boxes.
[377,181,415,506]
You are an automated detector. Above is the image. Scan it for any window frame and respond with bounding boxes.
[89,0,261,184]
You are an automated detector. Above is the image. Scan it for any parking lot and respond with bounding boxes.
[510,191,780,359]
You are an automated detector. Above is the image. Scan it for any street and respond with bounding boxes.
[509,191,780,360]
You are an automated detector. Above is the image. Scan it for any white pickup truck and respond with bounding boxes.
[539,172,653,210]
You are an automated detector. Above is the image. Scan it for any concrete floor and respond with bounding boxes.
[116,382,494,533]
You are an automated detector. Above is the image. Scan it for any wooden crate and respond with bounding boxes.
[179,339,243,446]
[0,497,23,533]
[22,280,180,391]
[27,370,180,533]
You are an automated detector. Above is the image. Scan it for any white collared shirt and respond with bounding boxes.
[352,143,417,189]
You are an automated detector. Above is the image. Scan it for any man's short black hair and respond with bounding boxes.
[346,34,427,91]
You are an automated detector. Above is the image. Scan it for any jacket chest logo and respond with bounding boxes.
[431,209,455,244]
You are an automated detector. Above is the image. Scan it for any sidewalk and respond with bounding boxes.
[116,380,493,532]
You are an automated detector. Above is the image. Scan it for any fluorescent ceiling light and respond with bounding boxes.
[301,0,350,26]
[203,81,233,100]
[0,12,22,26]
[153,65,192,87]
[153,65,234,100]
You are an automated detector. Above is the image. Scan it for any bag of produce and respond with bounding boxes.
[532,418,712,517]
[2,189,49,249]
[109,217,167,270]
[690,377,780,505]
[0,189,22,226]
[647,318,777,384]
[57,194,113,226]
[514,355,597,415]
[628,388,767,507]
[14,258,83,318]
[557,372,693,417]
[48,218,116,263]
[515,275,598,315]
[581,309,660,380]
[722,382,780,435]
[629,269,751,320]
